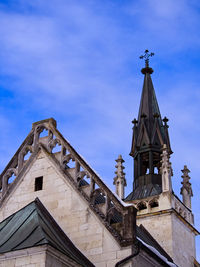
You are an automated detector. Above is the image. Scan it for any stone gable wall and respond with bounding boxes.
[0,151,132,267]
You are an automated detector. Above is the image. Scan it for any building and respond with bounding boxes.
[0,51,199,267]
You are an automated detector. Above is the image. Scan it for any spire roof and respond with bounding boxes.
[137,71,163,133]
[130,51,172,157]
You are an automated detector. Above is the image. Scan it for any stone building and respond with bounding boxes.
[0,52,199,267]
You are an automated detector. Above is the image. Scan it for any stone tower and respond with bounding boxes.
[125,50,199,267]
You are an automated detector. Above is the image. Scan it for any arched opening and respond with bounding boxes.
[24,150,32,161]
[8,173,16,184]
[62,154,75,169]
[149,199,159,208]
[39,128,48,138]
[52,142,61,153]
[137,202,147,211]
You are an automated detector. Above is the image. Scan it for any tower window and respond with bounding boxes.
[35,176,43,191]
[137,202,147,211]
[150,200,159,208]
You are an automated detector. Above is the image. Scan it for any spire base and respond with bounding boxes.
[141,67,154,74]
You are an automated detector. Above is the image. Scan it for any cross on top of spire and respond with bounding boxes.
[140,50,154,74]
[140,49,154,68]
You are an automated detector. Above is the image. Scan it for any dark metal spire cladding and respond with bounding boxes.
[126,51,172,201]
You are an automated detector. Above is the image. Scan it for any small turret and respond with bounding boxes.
[180,165,193,209]
[113,155,127,199]
[160,144,172,192]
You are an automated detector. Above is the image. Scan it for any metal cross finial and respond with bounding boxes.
[139,49,154,67]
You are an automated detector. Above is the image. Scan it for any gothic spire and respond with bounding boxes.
[127,50,172,201]
[130,50,172,157]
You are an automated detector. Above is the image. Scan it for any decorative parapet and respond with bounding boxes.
[0,118,137,247]
[113,155,127,199]
[173,193,194,225]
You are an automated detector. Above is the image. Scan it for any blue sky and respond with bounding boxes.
[0,0,199,260]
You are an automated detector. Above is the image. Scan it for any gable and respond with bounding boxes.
[136,121,150,148]
[0,118,136,265]
[151,119,164,147]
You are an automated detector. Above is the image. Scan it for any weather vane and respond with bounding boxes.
[140,49,154,68]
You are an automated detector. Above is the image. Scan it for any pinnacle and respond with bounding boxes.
[113,155,126,184]
[181,165,193,196]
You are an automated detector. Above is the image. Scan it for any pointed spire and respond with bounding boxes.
[160,144,173,192]
[113,155,127,199]
[128,51,172,201]
[137,55,164,146]
[137,68,162,133]
[180,165,193,209]
[130,50,171,157]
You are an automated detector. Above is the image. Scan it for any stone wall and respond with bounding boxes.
[129,188,197,267]
[136,209,196,267]
[0,246,46,267]
[0,245,85,267]
[171,213,196,267]
[137,212,173,257]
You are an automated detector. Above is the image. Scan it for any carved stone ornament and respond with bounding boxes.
[160,144,173,192]
[180,165,193,209]
[113,155,127,199]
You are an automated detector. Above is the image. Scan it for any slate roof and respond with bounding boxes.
[130,68,171,155]
[0,198,94,267]
[124,183,162,201]
[137,71,163,134]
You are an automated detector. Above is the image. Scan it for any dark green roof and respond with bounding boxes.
[0,198,94,267]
